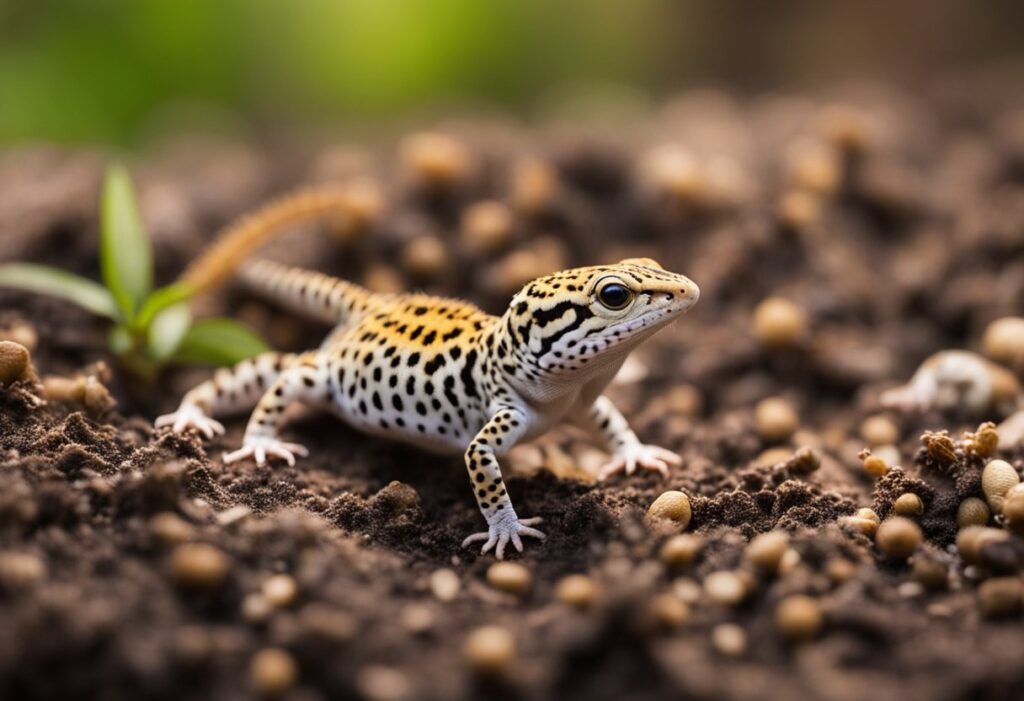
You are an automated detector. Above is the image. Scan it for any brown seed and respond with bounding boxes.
[356,665,413,701]
[775,595,824,642]
[400,235,448,280]
[978,577,1024,618]
[711,623,747,657]
[649,593,689,629]
[786,446,821,474]
[825,558,857,585]
[861,415,899,447]
[875,517,921,559]
[1003,490,1024,534]
[703,571,747,606]
[429,568,460,602]
[0,341,31,384]
[659,534,702,568]
[862,453,889,478]
[911,549,948,590]
[922,431,957,466]
[486,562,532,596]
[982,459,1020,513]
[755,397,799,443]
[955,526,1008,564]
[893,493,924,517]
[461,201,514,256]
[464,625,516,675]
[249,647,298,697]
[646,491,692,528]
[262,574,298,608]
[510,158,559,215]
[745,531,790,572]
[956,497,990,529]
[554,574,599,609]
[753,298,807,348]
[845,507,881,536]
[982,316,1024,369]
[149,512,194,547]
[400,132,472,188]
[170,543,230,590]
[964,422,999,458]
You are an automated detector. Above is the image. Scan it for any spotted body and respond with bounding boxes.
[158,257,699,558]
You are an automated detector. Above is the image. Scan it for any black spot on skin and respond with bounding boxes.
[407,352,421,366]
[442,327,463,342]
[415,402,427,416]
[392,395,404,411]
[372,392,383,411]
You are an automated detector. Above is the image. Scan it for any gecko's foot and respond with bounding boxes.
[222,435,309,467]
[462,515,545,560]
[155,404,225,439]
[598,444,681,481]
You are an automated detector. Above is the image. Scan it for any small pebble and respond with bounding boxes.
[249,647,298,697]
[755,397,798,443]
[262,574,298,608]
[148,512,194,547]
[704,571,747,606]
[745,531,789,572]
[753,298,807,348]
[554,574,599,609]
[461,201,514,255]
[981,459,1019,513]
[486,562,532,597]
[429,568,461,602]
[875,517,921,559]
[659,534,701,567]
[711,623,747,657]
[464,625,515,676]
[775,595,824,642]
[956,497,990,529]
[893,493,924,517]
[646,491,692,528]
[170,543,230,590]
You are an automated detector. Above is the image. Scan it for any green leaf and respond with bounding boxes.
[147,303,192,361]
[172,318,268,367]
[101,164,152,319]
[0,263,120,319]
[136,282,194,330]
[109,325,134,355]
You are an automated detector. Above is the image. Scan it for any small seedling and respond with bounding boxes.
[0,165,267,378]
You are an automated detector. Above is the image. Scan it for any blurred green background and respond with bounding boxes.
[1,0,1021,146]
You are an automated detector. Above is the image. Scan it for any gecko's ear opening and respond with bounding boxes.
[618,257,663,270]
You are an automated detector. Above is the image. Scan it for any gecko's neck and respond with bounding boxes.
[484,308,633,407]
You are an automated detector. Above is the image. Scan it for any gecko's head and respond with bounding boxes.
[502,258,699,379]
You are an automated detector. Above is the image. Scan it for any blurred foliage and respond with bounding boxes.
[0,0,1021,146]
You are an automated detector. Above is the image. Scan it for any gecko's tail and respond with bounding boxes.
[179,184,368,297]
[238,259,378,325]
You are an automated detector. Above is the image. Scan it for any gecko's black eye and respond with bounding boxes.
[597,282,633,310]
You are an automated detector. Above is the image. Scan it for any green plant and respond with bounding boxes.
[0,164,267,377]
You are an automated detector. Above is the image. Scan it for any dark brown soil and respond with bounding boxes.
[2,81,1024,701]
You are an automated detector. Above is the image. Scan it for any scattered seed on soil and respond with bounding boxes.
[753,298,806,348]
[956,498,990,529]
[893,493,924,517]
[704,571,748,606]
[554,574,599,609]
[775,595,824,642]
[745,531,790,572]
[262,574,298,608]
[170,543,230,590]
[464,626,515,676]
[647,491,692,528]
[486,562,532,596]
[876,517,922,559]
[981,459,1020,513]
[249,647,298,697]
[659,534,702,568]
[755,397,798,443]
[429,568,461,602]
[711,623,747,657]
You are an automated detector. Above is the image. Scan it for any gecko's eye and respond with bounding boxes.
[597,281,633,310]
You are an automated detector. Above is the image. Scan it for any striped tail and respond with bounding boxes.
[239,260,379,325]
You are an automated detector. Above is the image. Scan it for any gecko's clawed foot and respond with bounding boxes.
[222,435,309,467]
[155,404,225,439]
[598,444,681,481]
[462,515,545,560]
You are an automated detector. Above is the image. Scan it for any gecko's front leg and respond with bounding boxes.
[461,406,546,559]
[576,395,681,481]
